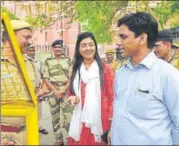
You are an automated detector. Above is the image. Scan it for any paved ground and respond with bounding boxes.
[35,53,56,145]
[36,53,58,145]
[39,101,56,145]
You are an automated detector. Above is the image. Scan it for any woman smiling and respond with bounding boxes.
[67,32,114,145]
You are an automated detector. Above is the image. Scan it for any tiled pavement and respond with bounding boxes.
[39,101,56,145]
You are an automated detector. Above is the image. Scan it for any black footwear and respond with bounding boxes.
[39,128,48,135]
[55,141,64,146]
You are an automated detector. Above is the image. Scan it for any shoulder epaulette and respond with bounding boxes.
[1,58,17,67]
[45,57,55,63]
[1,58,8,62]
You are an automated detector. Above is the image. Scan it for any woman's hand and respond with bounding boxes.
[67,96,80,105]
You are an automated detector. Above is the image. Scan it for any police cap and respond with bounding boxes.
[51,40,63,47]
[157,29,174,42]
[105,49,115,54]
[10,20,32,31]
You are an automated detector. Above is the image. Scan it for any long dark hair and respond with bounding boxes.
[69,32,104,95]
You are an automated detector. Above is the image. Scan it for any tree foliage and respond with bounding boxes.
[153,1,179,29]
[1,6,19,20]
[1,1,178,43]
[75,1,128,43]
[1,1,76,30]
[74,1,179,43]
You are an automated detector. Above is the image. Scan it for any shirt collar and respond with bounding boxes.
[126,51,157,70]
[23,54,33,61]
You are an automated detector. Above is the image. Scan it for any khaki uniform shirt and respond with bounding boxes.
[24,54,41,89]
[1,59,31,102]
[169,50,179,70]
[108,59,128,71]
[43,57,70,93]
[1,59,30,126]
[1,55,39,126]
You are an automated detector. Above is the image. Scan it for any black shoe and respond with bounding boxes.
[55,142,64,146]
[39,128,48,135]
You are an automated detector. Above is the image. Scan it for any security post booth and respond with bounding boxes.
[1,12,39,145]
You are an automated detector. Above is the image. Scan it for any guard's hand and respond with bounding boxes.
[36,89,45,97]
[37,96,42,102]
[67,96,80,105]
[1,137,16,145]
[108,130,111,145]
[36,90,45,102]
[54,90,63,99]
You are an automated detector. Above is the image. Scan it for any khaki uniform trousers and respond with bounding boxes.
[1,117,26,145]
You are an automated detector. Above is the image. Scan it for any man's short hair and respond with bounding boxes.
[117,12,158,49]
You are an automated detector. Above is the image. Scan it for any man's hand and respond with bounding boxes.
[54,90,63,99]
[67,96,80,105]
[36,89,45,96]
[1,137,17,145]
[108,130,111,145]
[36,89,45,102]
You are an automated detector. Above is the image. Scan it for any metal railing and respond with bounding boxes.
[35,44,70,57]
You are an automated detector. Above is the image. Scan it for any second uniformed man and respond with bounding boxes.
[154,29,179,69]
[43,39,73,145]
[105,48,127,71]
[25,44,49,135]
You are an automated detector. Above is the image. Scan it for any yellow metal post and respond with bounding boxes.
[2,12,37,106]
[26,106,39,145]
[1,12,39,145]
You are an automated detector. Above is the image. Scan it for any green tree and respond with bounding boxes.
[75,1,128,43]
[1,1,76,30]
[1,6,19,20]
[153,1,179,29]
[75,1,179,43]
[2,1,178,43]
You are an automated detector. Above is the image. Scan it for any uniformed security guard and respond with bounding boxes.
[154,29,179,69]
[1,20,34,145]
[26,44,44,79]
[1,43,28,145]
[43,40,73,145]
[25,44,49,135]
[105,48,127,71]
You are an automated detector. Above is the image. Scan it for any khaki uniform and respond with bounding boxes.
[108,59,127,71]
[1,59,30,145]
[169,50,179,69]
[24,54,41,89]
[43,57,73,144]
[35,59,44,83]
[116,58,128,70]
[1,59,31,102]
[1,55,39,145]
[1,19,36,145]
[25,55,44,130]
